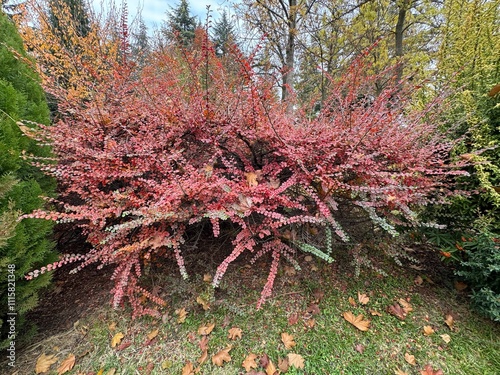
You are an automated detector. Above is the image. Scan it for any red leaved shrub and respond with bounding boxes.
[24,31,466,316]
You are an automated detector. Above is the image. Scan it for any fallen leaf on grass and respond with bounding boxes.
[307,303,321,315]
[414,275,424,285]
[354,343,365,354]
[281,332,296,349]
[161,360,173,369]
[35,353,58,374]
[259,354,270,368]
[278,357,289,372]
[57,353,76,374]
[242,353,258,372]
[265,360,277,375]
[108,322,116,331]
[199,335,209,351]
[343,311,370,331]
[110,332,124,348]
[420,364,444,375]
[196,296,210,310]
[387,303,406,320]
[440,334,451,343]
[370,309,382,316]
[182,361,195,375]
[304,255,313,262]
[212,347,232,366]
[444,314,454,330]
[228,327,242,340]
[348,296,357,306]
[304,318,316,328]
[197,350,208,364]
[147,328,159,341]
[284,265,296,276]
[105,369,116,375]
[287,353,305,369]
[454,281,468,291]
[288,313,299,325]
[176,308,188,323]
[197,323,215,335]
[203,273,212,282]
[398,298,413,313]
[404,352,416,366]
[358,292,369,305]
[423,326,435,336]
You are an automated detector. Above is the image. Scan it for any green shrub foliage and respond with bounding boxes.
[0,10,56,348]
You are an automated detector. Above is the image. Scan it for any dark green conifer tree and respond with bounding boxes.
[211,10,236,56]
[162,0,198,47]
[0,9,57,348]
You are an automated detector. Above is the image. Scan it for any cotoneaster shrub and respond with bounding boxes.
[22,28,468,317]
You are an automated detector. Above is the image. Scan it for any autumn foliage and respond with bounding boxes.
[20,12,468,316]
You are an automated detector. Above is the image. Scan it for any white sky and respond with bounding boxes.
[91,0,236,30]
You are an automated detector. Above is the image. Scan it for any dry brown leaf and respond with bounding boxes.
[398,298,413,313]
[111,332,124,348]
[108,322,116,331]
[414,275,424,285]
[343,311,370,331]
[242,353,258,372]
[370,309,383,316]
[212,347,232,366]
[488,83,500,97]
[288,313,299,325]
[147,329,159,341]
[284,265,296,276]
[265,360,277,375]
[96,369,104,375]
[198,335,209,351]
[176,308,188,323]
[116,340,131,351]
[228,327,242,340]
[420,364,444,375]
[203,273,212,282]
[197,350,208,365]
[287,353,305,369]
[404,352,416,366]
[197,323,215,336]
[304,318,316,328]
[423,326,435,336]
[348,296,357,306]
[444,314,454,330]
[278,357,289,372]
[245,172,259,187]
[281,332,296,349]
[304,255,313,262]
[259,353,270,368]
[358,292,370,305]
[387,303,407,320]
[354,343,365,354]
[196,296,211,311]
[454,281,468,291]
[440,334,451,343]
[181,361,195,375]
[57,354,76,375]
[394,369,409,375]
[307,303,321,315]
[35,353,58,374]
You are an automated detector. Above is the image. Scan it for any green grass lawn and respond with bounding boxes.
[8,246,500,375]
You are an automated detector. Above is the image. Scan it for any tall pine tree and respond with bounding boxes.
[211,9,236,56]
[162,0,198,47]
